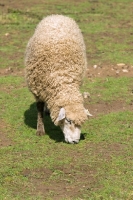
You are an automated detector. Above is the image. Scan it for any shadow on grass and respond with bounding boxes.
[24,102,64,142]
[24,102,85,143]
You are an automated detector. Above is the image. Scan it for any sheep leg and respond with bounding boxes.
[36,101,45,136]
[44,103,50,115]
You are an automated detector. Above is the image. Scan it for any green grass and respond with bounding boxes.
[82,77,133,103]
[0,0,133,199]
[0,76,133,199]
[1,0,133,67]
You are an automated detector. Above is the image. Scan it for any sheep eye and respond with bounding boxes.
[66,118,72,124]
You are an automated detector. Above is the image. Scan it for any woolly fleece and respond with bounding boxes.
[25,15,88,126]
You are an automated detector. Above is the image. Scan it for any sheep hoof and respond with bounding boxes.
[36,130,45,136]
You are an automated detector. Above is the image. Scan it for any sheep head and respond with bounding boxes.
[56,108,81,144]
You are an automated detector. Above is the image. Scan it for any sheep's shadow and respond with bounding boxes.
[24,102,85,143]
[24,102,64,142]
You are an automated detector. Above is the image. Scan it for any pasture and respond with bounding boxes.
[0,0,133,199]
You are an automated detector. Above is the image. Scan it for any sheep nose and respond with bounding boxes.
[65,139,79,144]
[73,140,79,144]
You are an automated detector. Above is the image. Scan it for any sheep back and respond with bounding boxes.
[25,15,88,125]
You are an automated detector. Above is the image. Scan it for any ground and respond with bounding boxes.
[0,0,133,199]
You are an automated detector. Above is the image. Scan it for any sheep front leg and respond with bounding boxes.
[36,102,45,136]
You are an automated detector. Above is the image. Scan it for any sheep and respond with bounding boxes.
[25,14,91,144]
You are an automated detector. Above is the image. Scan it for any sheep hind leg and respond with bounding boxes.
[44,103,50,115]
[36,101,45,136]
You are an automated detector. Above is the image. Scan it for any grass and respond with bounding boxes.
[1,0,133,67]
[0,0,133,199]
[0,76,133,199]
[82,77,133,103]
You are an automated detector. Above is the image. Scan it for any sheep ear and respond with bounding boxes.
[85,109,93,117]
[57,108,66,121]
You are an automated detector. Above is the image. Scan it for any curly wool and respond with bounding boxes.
[25,14,88,126]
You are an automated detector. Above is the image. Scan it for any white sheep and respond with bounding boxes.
[25,14,91,143]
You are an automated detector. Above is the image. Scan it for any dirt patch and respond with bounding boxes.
[21,141,126,199]
[0,0,46,13]
[86,142,127,161]
[87,63,133,78]
[0,121,13,147]
[0,67,24,77]
[22,163,96,199]
[85,100,133,118]
[0,0,85,12]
